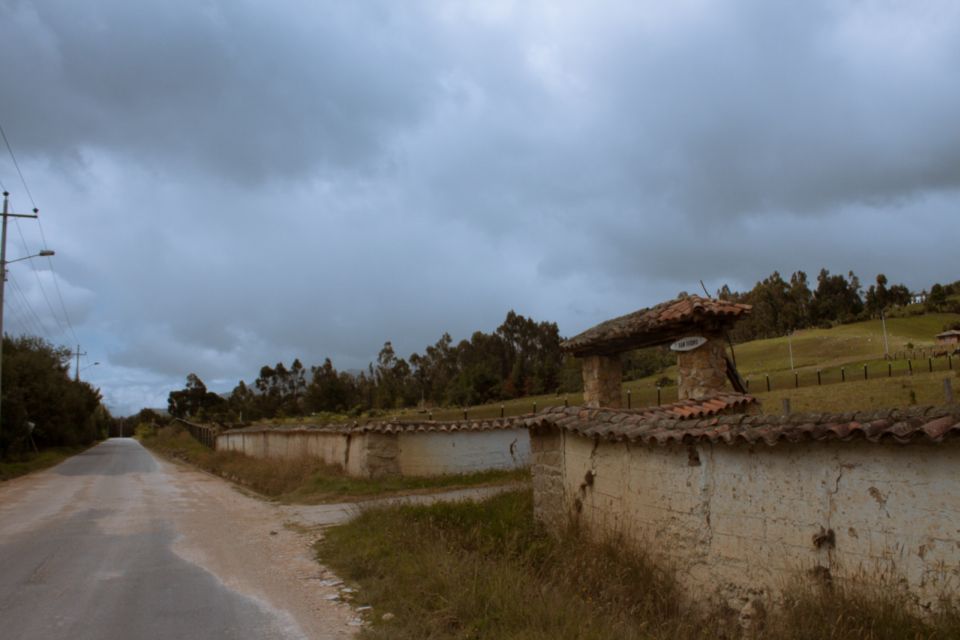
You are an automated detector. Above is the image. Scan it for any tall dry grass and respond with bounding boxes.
[317,489,960,640]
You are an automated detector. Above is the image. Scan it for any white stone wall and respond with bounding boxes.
[216,430,350,467]
[541,432,960,610]
[216,427,529,478]
[396,428,530,476]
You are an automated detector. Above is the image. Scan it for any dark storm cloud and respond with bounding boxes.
[1,0,441,182]
[1,0,958,413]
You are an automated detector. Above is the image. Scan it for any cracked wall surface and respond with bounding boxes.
[396,429,530,476]
[217,428,529,478]
[531,431,960,610]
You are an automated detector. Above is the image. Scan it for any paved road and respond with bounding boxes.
[0,439,353,640]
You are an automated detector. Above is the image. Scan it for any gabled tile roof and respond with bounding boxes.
[223,417,525,436]
[562,295,752,355]
[526,404,960,447]
[222,394,756,436]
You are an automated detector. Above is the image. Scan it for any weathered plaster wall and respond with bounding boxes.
[216,428,528,478]
[533,430,960,610]
[217,431,350,467]
[396,428,530,476]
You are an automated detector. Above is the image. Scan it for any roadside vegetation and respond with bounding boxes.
[0,335,113,463]
[317,489,960,640]
[0,446,91,481]
[138,423,526,503]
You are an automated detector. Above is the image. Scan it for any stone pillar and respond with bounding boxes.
[677,336,729,400]
[581,354,622,408]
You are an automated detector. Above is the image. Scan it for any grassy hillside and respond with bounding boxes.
[732,312,959,376]
[391,313,959,421]
[245,313,958,426]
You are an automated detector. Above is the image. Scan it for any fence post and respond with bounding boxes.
[766,375,771,392]
[929,358,934,373]
[463,409,468,420]
[888,362,892,377]
[841,367,846,382]
[533,401,537,414]
[627,389,631,409]
[429,411,433,420]
[563,396,568,408]
[863,364,868,380]
[500,404,505,418]
[817,370,821,386]
[782,398,792,415]
[657,385,662,406]
[745,378,750,391]
[946,378,955,404]
[908,360,913,376]
[794,372,799,388]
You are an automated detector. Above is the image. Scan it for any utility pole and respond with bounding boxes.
[0,192,44,446]
[881,309,890,359]
[788,331,795,371]
[71,344,88,381]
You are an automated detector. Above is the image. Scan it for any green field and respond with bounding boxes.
[378,313,960,421]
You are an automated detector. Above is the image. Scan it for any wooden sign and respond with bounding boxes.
[669,336,707,352]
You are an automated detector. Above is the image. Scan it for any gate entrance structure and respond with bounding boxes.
[562,295,752,408]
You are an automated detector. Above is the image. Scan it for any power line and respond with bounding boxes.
[11,219,67,335]
[0,122,37,209]
[36,219,78,344]
[0,120,79,343]
[4,289,43,338]
[7,272,51,340]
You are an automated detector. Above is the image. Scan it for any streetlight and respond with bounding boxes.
[0,192,53,448]
[78,362,100,380]
[5,249,54,264]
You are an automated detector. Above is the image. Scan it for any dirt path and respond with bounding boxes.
[279,483,525,528]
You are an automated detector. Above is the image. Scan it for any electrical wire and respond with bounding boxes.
[4,288,43,338]
[0,122,37,209]
[7,272,51,340]
[11,219,67,335]
[0,120,80,344]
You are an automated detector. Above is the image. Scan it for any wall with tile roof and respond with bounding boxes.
[216,423,529,477]
[532,423,960,611]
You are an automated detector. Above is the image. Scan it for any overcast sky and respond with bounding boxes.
[1,0,958,415]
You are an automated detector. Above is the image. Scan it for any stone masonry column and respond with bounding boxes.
[581,354,622,408]
[677,336,729,400]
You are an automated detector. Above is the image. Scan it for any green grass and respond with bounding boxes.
[758,370,957,414]
[732,313,960,377]
[316,489,715,640]
[316,489,960,640]
[0,446,89,481]
[140,425,526,503]
[390,313,960,420]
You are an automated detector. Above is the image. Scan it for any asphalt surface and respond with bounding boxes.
[0,439,339,640]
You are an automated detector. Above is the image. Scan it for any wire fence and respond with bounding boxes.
[175,418,218,448]
[743,353,956,394]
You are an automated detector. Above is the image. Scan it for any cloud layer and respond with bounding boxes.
[1,0,958,413]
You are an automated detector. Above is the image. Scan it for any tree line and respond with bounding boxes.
[0,335,112,458]
[168,310,579,422]
[720,270,960,343]
[166,270,960,423]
